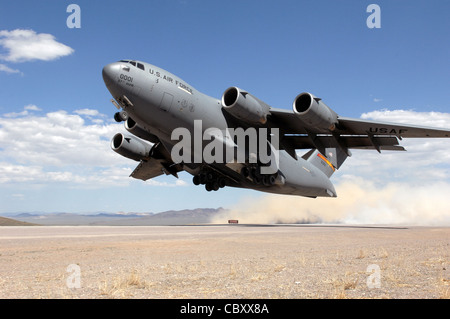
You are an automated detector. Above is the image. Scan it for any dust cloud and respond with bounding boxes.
[211,179,450,225]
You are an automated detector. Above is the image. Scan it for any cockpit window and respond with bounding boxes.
[118,60,144,71]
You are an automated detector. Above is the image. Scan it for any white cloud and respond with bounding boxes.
[0,63,22,75]
[3,104,41,118]
[3,110,29,118]
[0,161,136,188]
[0,163,43,183]
[74,108,107,124]
[0,108,124,167]
[0,107,187,189]
[0,29,74,63]
[361,109,450,128]
[24,104,41,111]
[75,109,102,117]
[0,108,129,187]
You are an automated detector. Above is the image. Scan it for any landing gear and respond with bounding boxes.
[242,165,278,187]
[193,165,282,193]
[264,174,278,186]
[192,171,226,192]
[114,111,128,122]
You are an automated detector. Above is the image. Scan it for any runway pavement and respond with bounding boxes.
[0,225,448,298]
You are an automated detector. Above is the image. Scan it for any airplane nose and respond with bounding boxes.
[102,62,120,87]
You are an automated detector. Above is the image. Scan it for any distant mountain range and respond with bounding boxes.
[0,216,38,226]
[0,208,225,226]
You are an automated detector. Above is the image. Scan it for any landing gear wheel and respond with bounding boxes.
[114,111,128,122]
[195,169,227,192]
[193,175,200,186]
[261,174,276,186]
[218,178,226,188]
[241,166,250,178]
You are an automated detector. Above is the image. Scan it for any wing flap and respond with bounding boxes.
[130,159,166,181]
[283,135,405,151]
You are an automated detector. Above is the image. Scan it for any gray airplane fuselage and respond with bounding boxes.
[102,60,336,198]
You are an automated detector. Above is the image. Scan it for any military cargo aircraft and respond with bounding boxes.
[102,60,450,198]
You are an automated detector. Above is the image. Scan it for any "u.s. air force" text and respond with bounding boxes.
[148,67,193,94]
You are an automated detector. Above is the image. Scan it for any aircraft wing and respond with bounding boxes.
[269,108,450,153]
[337,117,450,138]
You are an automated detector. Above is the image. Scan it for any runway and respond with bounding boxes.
[0,225,448,298]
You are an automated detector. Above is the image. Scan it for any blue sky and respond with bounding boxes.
[0,1,449,221]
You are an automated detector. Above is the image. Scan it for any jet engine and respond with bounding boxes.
[293,92,338,131]
[221,87,271,124]
[125,117,160,143]
[111,133,153,161]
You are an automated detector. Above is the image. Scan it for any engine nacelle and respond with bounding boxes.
[111,133,153,161]
[125,117,160,143]
[222,87,270,124]
[293,92,338,131]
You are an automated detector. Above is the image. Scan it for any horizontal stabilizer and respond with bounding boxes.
[302,150,335,178]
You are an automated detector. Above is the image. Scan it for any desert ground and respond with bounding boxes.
[0,225,448,299]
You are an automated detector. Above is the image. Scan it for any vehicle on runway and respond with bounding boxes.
[102,60,450,198]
